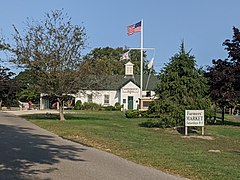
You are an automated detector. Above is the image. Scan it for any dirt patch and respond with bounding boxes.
[182,135,214,140]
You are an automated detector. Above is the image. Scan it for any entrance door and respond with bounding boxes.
[128,96,133,110]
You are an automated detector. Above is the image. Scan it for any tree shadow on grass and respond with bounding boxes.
[22,113,108,121]
[222,120,240,126]
[0,123,86,179]
[208,118,240,127]
[176,126,201,135]
[20,113,59,120]
[65,115,108,121]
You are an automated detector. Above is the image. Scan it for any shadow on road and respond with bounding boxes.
[0,124,86,179]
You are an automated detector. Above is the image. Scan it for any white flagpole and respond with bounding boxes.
[140,19,144,99]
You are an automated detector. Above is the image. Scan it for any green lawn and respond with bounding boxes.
[23,111,240,180]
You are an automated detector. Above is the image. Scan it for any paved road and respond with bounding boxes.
[0,111,187,180]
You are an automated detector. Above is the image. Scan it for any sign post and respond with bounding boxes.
[185,110,205,136]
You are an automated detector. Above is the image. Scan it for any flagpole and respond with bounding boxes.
[140,19,144,99]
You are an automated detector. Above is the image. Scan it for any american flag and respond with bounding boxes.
[127,21,141,36]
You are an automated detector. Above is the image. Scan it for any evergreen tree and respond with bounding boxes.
[150,42,212,127]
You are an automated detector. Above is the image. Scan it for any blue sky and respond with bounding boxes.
[1,0,240,73]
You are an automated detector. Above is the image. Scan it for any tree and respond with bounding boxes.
[82,47,154,75]
[149,42,212,127]
[205,59,235,124]
[1,10,87,120]
[206,27,240,123]
[223,27,240,98]
[0,65,18,109]
[15,70,40,103]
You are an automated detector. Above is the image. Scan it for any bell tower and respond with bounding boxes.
[125,61,134,78]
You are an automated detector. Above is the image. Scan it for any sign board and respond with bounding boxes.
[185,110,204,127]
[122,88,138,94]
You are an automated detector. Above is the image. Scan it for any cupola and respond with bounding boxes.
[125,61,134,76]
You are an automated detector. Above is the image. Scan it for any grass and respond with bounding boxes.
[23,111,240,180]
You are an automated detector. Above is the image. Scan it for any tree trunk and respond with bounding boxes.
[0,99,2,110]
[232,105,237,115]
[58,98,65,121]
[221,105,225,125]
[213,106,217,123]
[6,97,11,110]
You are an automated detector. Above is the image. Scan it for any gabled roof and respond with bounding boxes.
[125,61,134,66]
[92,74,159,91]
[118,78,140,89]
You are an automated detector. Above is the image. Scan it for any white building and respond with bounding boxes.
[40,61,158,110]
[75,61,157,110]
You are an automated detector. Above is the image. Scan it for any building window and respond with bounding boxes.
[126,66,133,75]
[104,95,110,104]
[123,99,126,103]
[88,94,93,102]
[143,101,151,108]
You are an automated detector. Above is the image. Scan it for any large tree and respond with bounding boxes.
[1,10,87,120]
[206,27,240,123]
[206,59,235,123]
[149,42,212,127]
[223,27,240,97]
[82,47,154,75]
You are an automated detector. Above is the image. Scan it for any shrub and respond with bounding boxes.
[139,115,175,128]
[82,102,101,110]
[103,105,115,111]
[115,102,122,111]
[139,110,149,118]
[74,100,82,110]
[125,110,151,118]
[125,110,140,118]
[139,119,166,128]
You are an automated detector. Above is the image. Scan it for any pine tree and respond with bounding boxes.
[150,42,212,127]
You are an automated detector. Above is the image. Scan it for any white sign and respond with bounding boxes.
[122,88,138,94]
[185,110,204,127]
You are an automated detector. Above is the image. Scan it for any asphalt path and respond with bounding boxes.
[0,111,187,180]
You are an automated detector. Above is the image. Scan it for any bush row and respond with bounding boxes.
[74,100,122,111]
